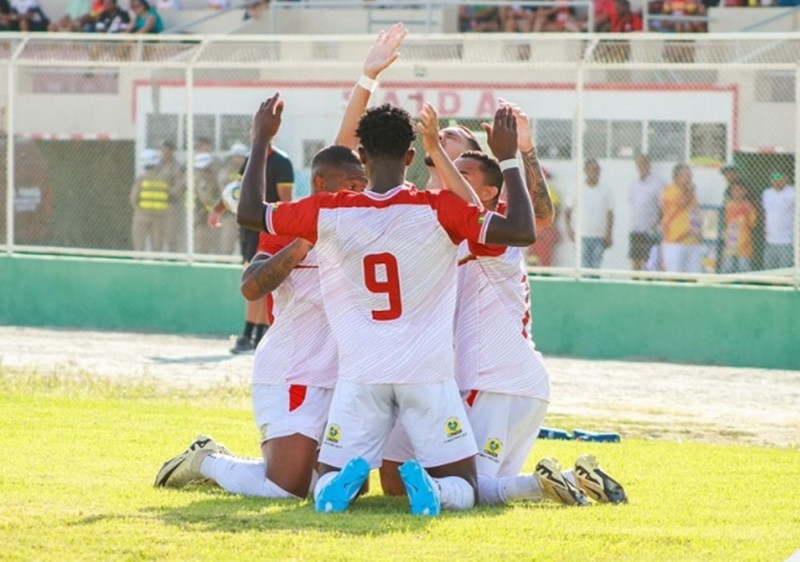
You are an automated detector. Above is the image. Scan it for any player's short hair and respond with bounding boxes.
[356,103,416,160]
[585,158,600,170]
[311,145,362,172]
[459,150,503,190]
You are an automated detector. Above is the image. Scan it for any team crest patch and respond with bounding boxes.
[484,438,503,459]
[326,424,341,443]
[445,417,463,438]
[477,215,486,225]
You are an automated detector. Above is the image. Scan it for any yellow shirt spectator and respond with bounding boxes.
[661,182,701,244]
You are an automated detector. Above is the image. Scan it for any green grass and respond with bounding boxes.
[1,369,799,561]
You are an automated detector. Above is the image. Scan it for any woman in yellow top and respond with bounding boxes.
[661,163,704,273]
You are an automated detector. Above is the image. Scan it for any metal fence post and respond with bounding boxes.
[185,63,195,263]
[574,58,586,279]
[794,62,800,289]
[5,38,27,255]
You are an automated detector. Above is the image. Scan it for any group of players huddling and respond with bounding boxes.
[154,24,627,515]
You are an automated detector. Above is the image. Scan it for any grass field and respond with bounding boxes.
[2,368,799,561]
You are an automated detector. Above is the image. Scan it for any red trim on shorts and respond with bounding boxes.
[466,389,479,407]
[288,384,307,412]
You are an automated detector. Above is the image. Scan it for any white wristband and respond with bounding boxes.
[357,73,377,93]
[499,158,519,171]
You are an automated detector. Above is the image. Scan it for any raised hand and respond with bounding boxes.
[363,23,408,80]
[252,92,284,144]
[500,99,535,153]
[416,102,442,157]
[482,105,518,162]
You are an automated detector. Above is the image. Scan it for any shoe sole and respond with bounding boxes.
[315,458,370,513]
[536,460,590,506]
[575,460,628,504]
[399,460,441,516]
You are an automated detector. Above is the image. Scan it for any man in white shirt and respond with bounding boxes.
[761,171,796,271]
[627,154,665,271]
[565,158,614,269]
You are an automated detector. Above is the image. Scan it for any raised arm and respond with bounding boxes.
[416,102,482,207]
[482,107,536,246]
[237,93,284,231]
[334,23,408,150]
[508,104,555,229]
[241,239,313,301]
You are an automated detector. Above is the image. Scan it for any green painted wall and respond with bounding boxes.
[0,255,244,335]
[2,255,799,370]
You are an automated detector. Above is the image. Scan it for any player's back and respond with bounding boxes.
[252,234,338,389]
[455,241,550,401]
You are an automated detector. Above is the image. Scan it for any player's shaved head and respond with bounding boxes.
[311,144,362,173]
[356,103,416,160]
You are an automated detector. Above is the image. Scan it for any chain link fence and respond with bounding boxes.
[0,33,797,285]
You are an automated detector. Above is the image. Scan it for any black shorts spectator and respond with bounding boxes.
[629,232,658,261]
[239,228,260,263]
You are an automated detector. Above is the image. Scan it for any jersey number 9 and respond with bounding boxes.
[363,253,402,321]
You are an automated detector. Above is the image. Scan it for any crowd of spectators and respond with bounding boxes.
[459,0,799,35]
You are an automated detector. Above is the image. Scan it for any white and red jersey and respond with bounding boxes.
[454,205,550,400]
[251,232,339,389]
[263,184,499,385]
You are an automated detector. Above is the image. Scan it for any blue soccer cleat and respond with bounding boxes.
[398,459,441,516]
[315,457,370,513]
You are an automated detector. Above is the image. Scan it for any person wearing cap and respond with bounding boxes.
[130,147,183,252]
[158,139,185,252]
[193,150,223,254]
[212,141,250,255]
[761,171,796,271]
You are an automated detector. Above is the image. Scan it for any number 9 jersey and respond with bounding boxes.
[263,184,499,385]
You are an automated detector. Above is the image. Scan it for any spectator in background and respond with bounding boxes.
[93,0,130,32]
[458,4,501,31]
[761,171,796,270]
[501,4,536,31]
[610,0,643,31]
[661,163,703,273]
[212,141,249,255]
[720,182,757,273]
[565,159,614,269]
[47,0,91,31]
[660,0,704,32]
[628,154,665,270]
[207,0,229,9]
[193,151,222,255]
[130,148,182,252]
[0,0,15,30]
[9,0,50,31]
[158,139,185,252]
[126,0,163,33]
[594,0,617,30]
[532,0,586,32]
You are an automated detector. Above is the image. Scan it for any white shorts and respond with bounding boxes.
[318,378,478,469]
[252,384,333,445]
[467,391,549,478]
[385,391,548,479]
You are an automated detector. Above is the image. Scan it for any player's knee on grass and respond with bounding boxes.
[262,434,319,498]
[379,461,406,496]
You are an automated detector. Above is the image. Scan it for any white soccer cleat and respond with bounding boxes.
[534,457,590,506]
[153,434,232,488]
[574,454,628,504]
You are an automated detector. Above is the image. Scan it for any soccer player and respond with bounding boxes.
[237,95,536,516]
[380,103,627,507]
[153,145,367,498]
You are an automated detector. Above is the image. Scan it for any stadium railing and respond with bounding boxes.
[0,32,797,288]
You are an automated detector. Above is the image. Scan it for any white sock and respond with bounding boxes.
[313,470,338,503]
[562,468,578,487]
[432,476,475,510]
[200,455,297,498]
[478,475,543,505]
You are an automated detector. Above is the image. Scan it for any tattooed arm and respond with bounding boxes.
[241,239,312,301]
[506,102,555,229]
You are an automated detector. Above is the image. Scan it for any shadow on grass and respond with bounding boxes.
[134,488,510,535]
[147,355,237,365]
